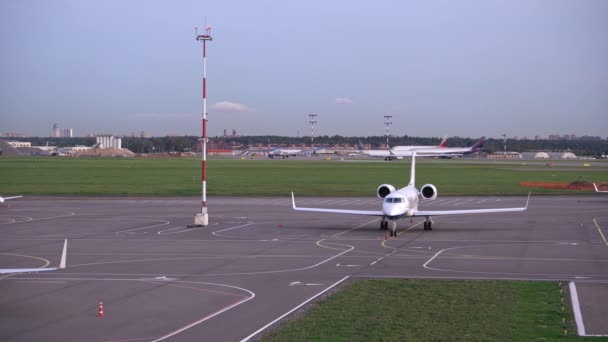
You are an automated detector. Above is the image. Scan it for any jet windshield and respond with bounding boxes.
[384,197,405,203]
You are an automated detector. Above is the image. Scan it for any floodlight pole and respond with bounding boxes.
[308,114,317,154]
[194,25,212,227]
[384,115,393,149]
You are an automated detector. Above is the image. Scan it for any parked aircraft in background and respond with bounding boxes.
[0,195,23,203]
[391,136,448,151]
[594,183,608,193]
[359,137,447,160]
[292,151,529,237]
[389,137,486,159]
[0,239,67,274]
[268,148,302,159]
[360,137,485,160]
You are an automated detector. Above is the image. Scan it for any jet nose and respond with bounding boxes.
[382,203,403,218]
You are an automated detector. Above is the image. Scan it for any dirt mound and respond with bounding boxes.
[521,181,597,190]
[73,148,135,157]
[0,139,24,156]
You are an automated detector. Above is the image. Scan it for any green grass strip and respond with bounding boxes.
[1,157,606,196]
[263,279,607,341]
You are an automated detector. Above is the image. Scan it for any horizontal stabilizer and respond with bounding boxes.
[0,239,67,274]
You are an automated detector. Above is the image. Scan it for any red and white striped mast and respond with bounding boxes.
[194,24,212,226]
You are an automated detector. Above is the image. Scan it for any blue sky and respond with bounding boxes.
[1,0,607,138]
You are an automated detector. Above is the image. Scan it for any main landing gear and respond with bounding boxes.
[380,217,388,230]
[423,216,433,231]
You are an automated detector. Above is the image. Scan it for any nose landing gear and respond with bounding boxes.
[390,221,397,237]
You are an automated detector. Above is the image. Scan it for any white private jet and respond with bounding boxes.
[0,239,67,274]
[292,152,529,237]
[593,183,608,193]
[0,195,23,203]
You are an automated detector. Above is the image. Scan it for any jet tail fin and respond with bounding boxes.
[408,151,416,187]
[439,136,448,148]
[471,137,486,150]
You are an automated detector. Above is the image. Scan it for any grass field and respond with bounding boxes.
[263,279,605,341]
[0,157,607,196]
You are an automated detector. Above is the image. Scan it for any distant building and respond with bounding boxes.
[548,152,577,159]
[7,141,31,148]
[521,152,550,159]
[51,124,74,137]
[52,123,61,137]
[63,128,73,138]
[520,151,577,159]
[2,132,25,138]
[57,145,91,154]
[96,135,122,149]
[488,152,522,159]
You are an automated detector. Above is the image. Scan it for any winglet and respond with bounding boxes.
[594,183,599,192]
[291,192,297,209]
[59,239,67,270]
[525,192,531,210]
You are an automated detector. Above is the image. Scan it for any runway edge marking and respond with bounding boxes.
[592,219,608,248]
[569,281,586,336]
[240,275,350,342]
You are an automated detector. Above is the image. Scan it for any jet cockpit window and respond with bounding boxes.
[385,197,404,203]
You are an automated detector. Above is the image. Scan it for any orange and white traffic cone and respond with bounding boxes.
[97,300,104,317]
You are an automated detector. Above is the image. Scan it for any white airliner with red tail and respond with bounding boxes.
[292,151,529,237]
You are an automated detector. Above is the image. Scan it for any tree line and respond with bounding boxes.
[9,135,608,157]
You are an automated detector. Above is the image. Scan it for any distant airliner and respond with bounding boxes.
[360,137,447,160]
[0,195,23,203]
[391,136,448,151]
[0,239,67,274]
[593,183,608,193]
[292,151,529,237]
[389,137,486,159]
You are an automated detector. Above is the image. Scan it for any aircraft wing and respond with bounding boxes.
[0,267,60,275]
[2,196,23,200]
[0,239,67,274]
[413,193,530,217]
[291,193,384,216]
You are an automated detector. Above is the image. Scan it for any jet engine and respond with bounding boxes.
[377,184,396,199]
[420,184,437,200]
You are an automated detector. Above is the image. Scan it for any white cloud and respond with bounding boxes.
[210,101,253,112]
[335,97,353,105]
